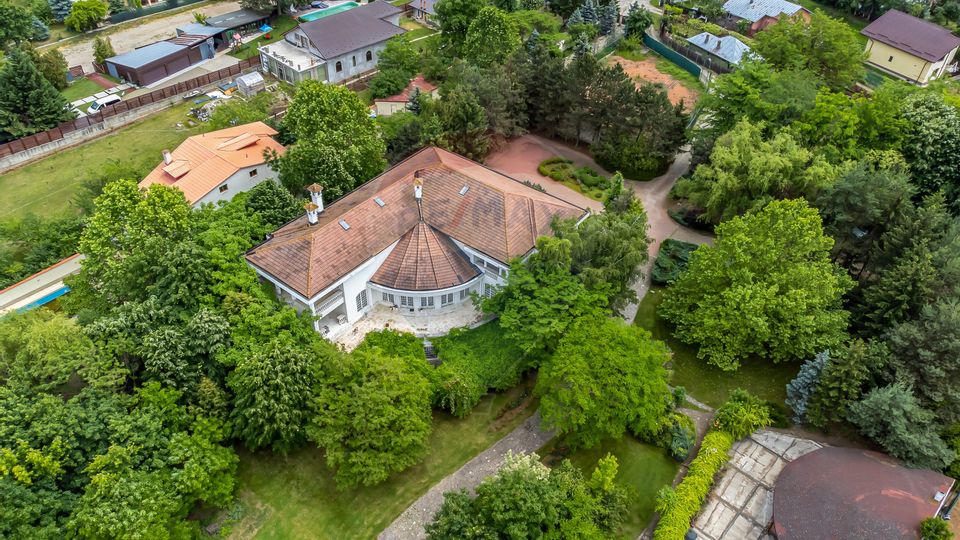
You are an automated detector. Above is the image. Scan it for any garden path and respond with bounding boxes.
[378,411,555,540]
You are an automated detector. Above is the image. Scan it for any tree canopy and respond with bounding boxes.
[661,199,853,370]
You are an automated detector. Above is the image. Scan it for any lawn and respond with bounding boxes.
[229,15,299,60]
[229,384,538,539]
[411,33,441,53]
[542,436,680,539]
[61,77,106,103]
[0,102,203,220]
[634,287,799,408]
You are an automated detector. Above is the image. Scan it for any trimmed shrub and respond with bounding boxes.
[651,239,698,285]
[654,430,734,540]
[574,166,607,188]
[713,389,772,439]
[920,517,954,540]
[432,321,529,417]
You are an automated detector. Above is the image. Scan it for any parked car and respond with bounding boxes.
[87,94,122,115]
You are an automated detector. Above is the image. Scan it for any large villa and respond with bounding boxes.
[244,147,589,345]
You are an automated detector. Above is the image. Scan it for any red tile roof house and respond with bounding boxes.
[244,147,589,341]
[861,9,960,86]
[139,122,285,208]
[373,75,438,117]
[773,446,956,539]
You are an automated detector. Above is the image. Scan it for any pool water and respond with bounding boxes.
[299,1,360,22]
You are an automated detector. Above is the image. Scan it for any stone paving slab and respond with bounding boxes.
[716,469,758,507]
[93,91,109,99]
[783,438,821,461]
[694,496,738,539]
[743,485,773,524]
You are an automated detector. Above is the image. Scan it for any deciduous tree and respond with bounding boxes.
[463,6,521,67]
[308,349,432,488]
[537,318,671,449]
[435,0,489,55]
[64,0,107,32]
[661,199,853,370]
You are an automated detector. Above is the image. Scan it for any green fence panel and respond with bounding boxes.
[642,33,701,78]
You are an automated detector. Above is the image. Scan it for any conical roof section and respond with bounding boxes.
[370,222,480,291]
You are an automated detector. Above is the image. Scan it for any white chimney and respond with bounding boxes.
[306,183,324,212]
[413,170,423,200]
[305,202,319,225]
[162,149,172,165]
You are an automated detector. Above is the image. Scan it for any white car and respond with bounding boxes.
[87,94,121,115]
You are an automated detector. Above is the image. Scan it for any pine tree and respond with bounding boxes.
[805,339,887,428]
[0,46,73,141]
[598,3,616,35]
[526,28,541,52]
[567,6,584,26]
[30,17,49,41]
[48,0,71,22]
[108,0,125,13]
[406,86,422,115]
[785,351,828,424]
[581,0,598,25]
[573,33,590,55]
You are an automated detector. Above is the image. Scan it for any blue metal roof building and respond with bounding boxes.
[685,32,752,68]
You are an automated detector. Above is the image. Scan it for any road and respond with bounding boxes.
[57,1,241,72]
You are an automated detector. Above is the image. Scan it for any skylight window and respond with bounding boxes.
[459,185,469,196]
[374,197,385,207]
[339,220,350,230]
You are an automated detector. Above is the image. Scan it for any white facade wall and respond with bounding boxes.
[191,164,279,208]
[324,40,391,83]
[307,240,400,324]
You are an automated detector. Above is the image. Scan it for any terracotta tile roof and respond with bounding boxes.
[245,147,587,299]
[370,222,480,291]
[374,75,437,103]
[862,9,960,62]
[773,446,956,540]
[139,122,285,204]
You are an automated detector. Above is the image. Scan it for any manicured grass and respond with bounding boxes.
[229,15,299,60]
[61,77,106,103]
[0,102,203,219]
[405,27,438,40]
[411,33,440,53]
[355,87,373,105]
[230,384,537,539]
[634,287,799,408]
[543,436,680,539]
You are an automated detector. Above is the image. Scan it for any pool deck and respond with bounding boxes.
[297,0,360,22]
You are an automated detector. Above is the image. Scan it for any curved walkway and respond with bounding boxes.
[378,412,555,540]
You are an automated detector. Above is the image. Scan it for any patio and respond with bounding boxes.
[334,302,488,351]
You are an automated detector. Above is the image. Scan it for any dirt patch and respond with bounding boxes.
[608,55,699,112]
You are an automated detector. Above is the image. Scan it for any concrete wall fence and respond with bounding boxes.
[0,57,261,172]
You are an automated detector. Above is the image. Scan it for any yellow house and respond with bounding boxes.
[861,9,960,86]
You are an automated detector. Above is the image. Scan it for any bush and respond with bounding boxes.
[574,166,607,188]
[713,389,772,439]
[537,157,611,193]
[920,517,954,540]
[369,68,410,99]
[651,239,698,286]
[432,321,529,417]
[654,430,733,540]
[592,136,667,181]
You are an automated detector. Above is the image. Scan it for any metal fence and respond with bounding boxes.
[645,32,734,76]
[642,32,701,77]
[0,57,261,161]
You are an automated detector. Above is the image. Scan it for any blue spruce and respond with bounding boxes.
[785,351,829,424]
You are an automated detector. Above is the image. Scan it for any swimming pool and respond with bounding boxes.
[299,1,359,22]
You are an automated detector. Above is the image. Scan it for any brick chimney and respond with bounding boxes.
[306,183,324,212]
[162,149,172,165]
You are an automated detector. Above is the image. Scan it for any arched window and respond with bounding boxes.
[365,50,373,62]
[335,61,342,72]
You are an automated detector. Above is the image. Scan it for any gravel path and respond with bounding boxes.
[378,411,555,540]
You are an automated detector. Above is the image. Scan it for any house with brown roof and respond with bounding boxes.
[258,2,404,84]
[373,75,438,117]
[139,122,284,207]
[244,147,588,339]
[862,9,960,85]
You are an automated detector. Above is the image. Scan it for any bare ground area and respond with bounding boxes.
[57,1,240,72]
[609,55,699,112]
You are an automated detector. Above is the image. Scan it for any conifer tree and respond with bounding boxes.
[48,0,72,22]
[0,46,73,141]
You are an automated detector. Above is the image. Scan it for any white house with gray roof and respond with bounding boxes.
[685,32,753,70]
[258,2,404,84]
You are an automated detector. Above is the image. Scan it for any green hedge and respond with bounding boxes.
[653,431,733,540]
[538,157,611,191]
[432,321,530,417]
[651,239,698,286]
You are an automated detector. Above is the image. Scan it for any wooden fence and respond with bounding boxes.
[0,57,261,160]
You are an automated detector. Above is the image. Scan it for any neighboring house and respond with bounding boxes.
[105,39,214,87]
[258,2,404,84]
[773,446,955,539]
[139,122,285,208]
[175,22,229,50]
[722,0,810,35]
[244,147,589,339]
[861,9,960,86]
[684,32,752,70]
[409,0,437,25]
[373,75,439,117]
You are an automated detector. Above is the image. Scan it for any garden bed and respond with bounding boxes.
[538,156,610,201]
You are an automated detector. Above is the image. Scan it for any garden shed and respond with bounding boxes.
[236,71,265,96]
